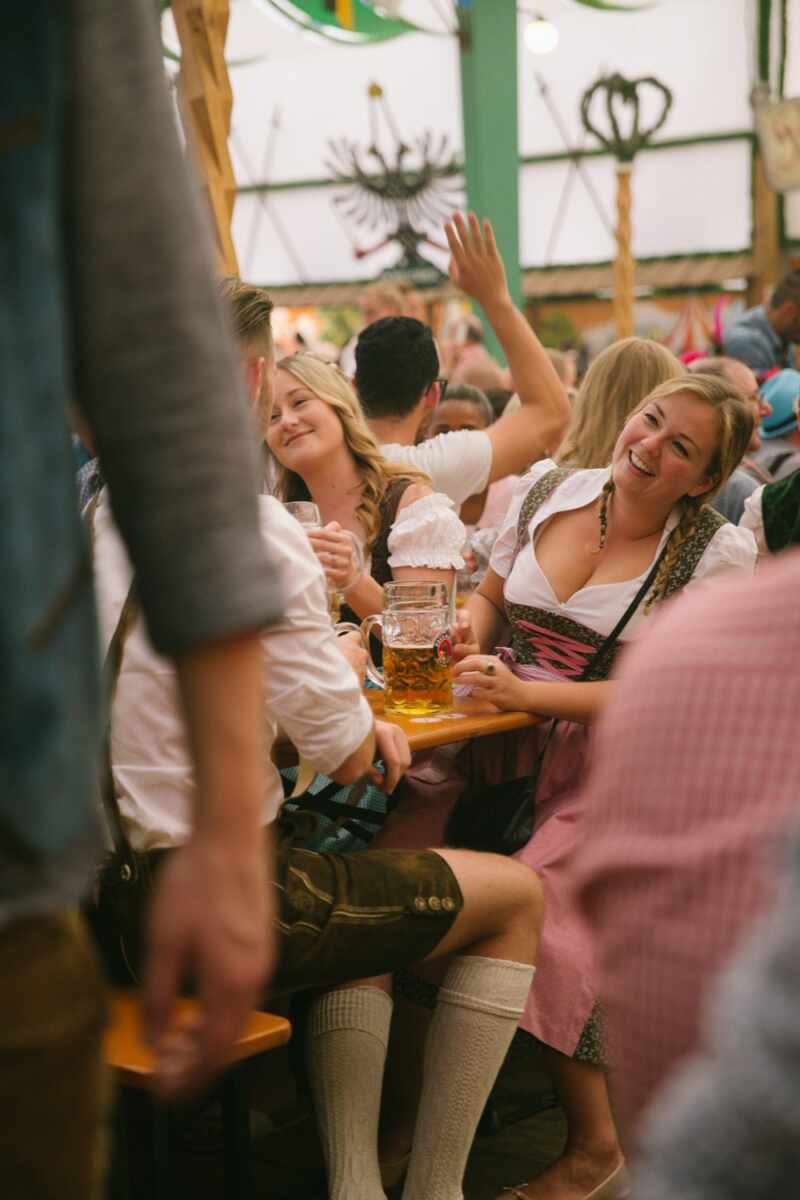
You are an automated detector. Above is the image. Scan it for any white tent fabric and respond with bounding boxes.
[163,0,799,287]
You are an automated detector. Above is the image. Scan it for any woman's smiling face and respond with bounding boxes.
[611,390,720,508]
[267,369,345,471]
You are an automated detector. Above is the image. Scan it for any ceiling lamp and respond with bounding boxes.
[524,14,559,55]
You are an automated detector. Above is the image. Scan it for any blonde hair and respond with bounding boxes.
[218,277,273,357]
[558,338,684,469]
[596,373,754,609]
[218,277,274,435]
[273,353,428,552]
[360,281,404,315]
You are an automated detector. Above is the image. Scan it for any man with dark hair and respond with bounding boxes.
[339,280,405,376]
[723,270,800,373]
[354,214,570,509]
[356,315,439,418]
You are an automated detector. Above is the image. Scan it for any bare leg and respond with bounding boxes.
[497,1049,625,1200]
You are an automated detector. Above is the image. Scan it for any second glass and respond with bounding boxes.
[362,582,453,716]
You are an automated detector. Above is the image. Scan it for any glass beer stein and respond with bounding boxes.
[362,582,453,716]
[283,500,363,623]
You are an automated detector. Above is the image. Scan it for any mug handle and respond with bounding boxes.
[360,614,385,689]
[334,622,361,637]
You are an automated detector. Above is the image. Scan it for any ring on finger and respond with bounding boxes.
[483,662,496,676]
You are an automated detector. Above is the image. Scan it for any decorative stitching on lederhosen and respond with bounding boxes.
[502,469,728,679]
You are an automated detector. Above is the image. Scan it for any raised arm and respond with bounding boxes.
[444,214,570,483]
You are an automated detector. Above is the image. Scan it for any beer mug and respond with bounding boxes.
[362,582,453,716]
[283,501,363,623]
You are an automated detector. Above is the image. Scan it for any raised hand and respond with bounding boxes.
[444,212,509,312]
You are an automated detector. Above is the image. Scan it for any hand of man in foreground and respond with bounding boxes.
[143,829,275,1099]
[142,633,274,1099]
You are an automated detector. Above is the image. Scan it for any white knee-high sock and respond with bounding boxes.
[307,986,393,1200]
[401,955,535,1200]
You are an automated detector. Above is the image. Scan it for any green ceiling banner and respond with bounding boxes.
[265,0,422,42]
[569,0,654,10]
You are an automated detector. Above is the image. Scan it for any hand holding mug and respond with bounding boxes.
[307,522,363,591]
[452,612,480,661]
[336,629,367,683]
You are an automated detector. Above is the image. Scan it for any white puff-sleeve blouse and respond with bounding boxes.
[387,493,466,570]
[739,485,769,560]
[488,460,757,641]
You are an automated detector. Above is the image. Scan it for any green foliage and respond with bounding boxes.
[537,311,578,350]
[319,306,360,348]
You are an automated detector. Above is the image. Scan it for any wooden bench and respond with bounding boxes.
[105,990,291,1199]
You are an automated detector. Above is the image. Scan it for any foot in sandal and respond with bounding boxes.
[498,1152,629,1200]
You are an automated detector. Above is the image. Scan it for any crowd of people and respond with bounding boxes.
[7,5,800,1200]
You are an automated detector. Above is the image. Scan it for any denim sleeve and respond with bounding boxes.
[723,330,774,373]
[64,0,282,655]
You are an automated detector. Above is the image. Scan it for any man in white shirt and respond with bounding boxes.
[92,278,543,1200]
[355,213,570,509]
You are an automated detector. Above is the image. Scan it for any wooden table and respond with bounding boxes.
[273,691,540,768]
[365,690,540,752]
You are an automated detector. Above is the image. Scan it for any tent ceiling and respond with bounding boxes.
[164,0,800,289]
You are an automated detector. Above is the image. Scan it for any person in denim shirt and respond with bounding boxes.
[1,4,283,1195]
[723,271,800,374]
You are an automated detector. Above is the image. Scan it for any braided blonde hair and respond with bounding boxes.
[603,373,754,609]
[272,353,429,553]
[558,338,684,469]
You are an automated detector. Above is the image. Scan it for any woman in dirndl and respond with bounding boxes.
[446,373,756,1200]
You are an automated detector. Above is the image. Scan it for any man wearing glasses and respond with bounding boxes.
[354,214,570,511]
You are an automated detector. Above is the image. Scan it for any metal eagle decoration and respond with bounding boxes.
[326,82,462,283]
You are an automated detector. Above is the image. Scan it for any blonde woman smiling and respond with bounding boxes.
[451,374,757,1200]
[268,353,466,616]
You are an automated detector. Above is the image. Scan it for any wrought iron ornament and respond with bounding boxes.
[580,72,673,163]
[327,82,463,283]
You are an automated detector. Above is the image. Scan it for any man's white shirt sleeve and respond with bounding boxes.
[380,430,492,507]
[258,498,373,780]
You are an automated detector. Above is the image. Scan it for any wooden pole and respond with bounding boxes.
[613,165,635,338]
[172,0,239,274]
[749,145,785,306]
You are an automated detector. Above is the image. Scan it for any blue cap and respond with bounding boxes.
[761,369,800,439]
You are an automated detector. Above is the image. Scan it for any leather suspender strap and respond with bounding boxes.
[84,492,140,873]
[100,583,139,871]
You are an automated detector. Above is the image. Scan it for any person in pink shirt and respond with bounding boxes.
[576,554,800,1149]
